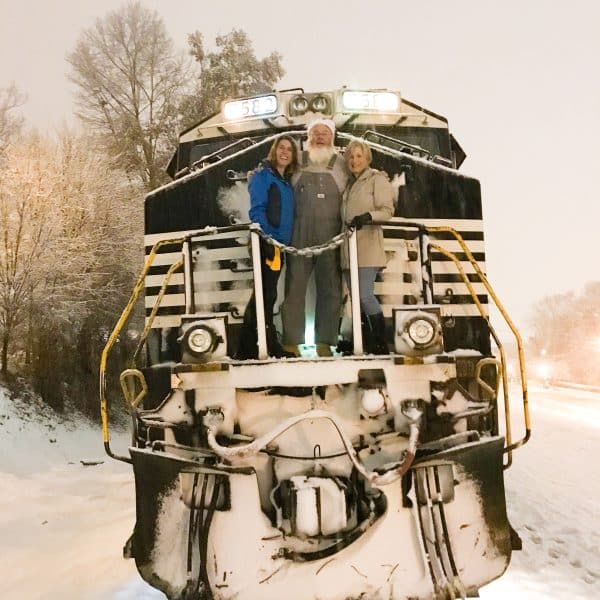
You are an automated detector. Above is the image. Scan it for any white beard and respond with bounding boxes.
[306,144,336,166]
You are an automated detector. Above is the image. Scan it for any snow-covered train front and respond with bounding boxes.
[100,87,530,599]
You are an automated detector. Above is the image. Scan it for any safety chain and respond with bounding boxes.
[255,227,353,257]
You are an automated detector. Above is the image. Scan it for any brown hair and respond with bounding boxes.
[344,140,373,167]
[267,135,299,176]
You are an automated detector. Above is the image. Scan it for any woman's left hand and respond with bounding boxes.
[349,212,372,229]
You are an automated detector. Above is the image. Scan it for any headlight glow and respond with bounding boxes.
[342,90,399,112]
[406,317,436,348]
[223,94,278,121]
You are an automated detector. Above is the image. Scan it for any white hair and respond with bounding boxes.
[307,117,336,137]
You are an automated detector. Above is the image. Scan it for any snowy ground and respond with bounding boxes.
[0,382,598,599]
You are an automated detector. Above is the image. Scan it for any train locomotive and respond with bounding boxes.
[100,87,531,599]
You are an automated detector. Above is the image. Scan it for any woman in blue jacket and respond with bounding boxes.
[236,135,298,359]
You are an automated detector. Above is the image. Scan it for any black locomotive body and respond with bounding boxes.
[101,87,529,600]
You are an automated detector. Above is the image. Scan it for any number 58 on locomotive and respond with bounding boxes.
[100,86,531,600]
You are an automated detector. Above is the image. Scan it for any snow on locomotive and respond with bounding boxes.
[100,87,531,599]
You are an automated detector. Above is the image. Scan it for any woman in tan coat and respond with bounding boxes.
[341,140,395,353]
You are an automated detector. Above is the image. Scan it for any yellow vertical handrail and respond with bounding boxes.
[429,243,514,466]
[131,258,184,364]
[428,225,531,459]
[99,236,185,462]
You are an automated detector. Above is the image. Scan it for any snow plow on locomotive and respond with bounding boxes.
[100,88,531,599]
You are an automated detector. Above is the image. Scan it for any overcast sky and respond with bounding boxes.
[2,0,599,335]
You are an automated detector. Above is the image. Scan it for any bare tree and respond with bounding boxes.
[67,1,190,190]
[0,83,26,156]
[183,28,285,126]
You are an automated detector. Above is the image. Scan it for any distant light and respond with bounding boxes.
[342,91,399,112]
[535,361,552,380]
[223,95,278,121]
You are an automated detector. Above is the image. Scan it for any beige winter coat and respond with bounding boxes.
[341,168,395,268]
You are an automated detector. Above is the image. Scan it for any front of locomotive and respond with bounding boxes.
[100,88,530,600]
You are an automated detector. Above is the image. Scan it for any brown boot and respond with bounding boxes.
[316,343,333,357]
[282,344,300,357]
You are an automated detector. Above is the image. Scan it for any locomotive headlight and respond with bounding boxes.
[223,94,277,120]
[406,317,436,348]
[394,308,443,355]
[180,317,228,362]
[310,95,329,113]
[290,95,309,115]
[342,90,399,112]
[183,324,217,356]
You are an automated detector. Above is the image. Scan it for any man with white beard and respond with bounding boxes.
[281,118,348,356]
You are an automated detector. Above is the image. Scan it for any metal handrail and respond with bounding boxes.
[362,130,431,158]
[132,258,183,363]
[364,218,530,466]
[426,227,530,466]
[428,226,530,448]
[190,137,256,169]
[99,236,188,462]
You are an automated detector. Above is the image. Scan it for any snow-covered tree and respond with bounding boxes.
[0,134,56,375]
[0,129,142,409]
[0,83,26,156]
[67,1,190,191]
[182,28,284,127]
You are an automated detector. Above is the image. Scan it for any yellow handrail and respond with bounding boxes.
[99,236,186,461]
[132,258,184,364]
[428,225,531,464]
[429,243,514,466]
[119,369,148,409]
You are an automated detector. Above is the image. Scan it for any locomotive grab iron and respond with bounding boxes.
[100,87,531,599]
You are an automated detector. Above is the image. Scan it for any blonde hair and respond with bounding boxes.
[267,135,299,176]
[344,140,372,167]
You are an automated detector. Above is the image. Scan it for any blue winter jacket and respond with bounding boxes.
[248,161,294,245]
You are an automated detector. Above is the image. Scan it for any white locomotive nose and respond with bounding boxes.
[360,388,386,415]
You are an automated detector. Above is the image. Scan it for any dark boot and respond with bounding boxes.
[367,312,388,354]
[234,323,258,359]
[335,338,353,355]
[266,324,296,358]
[337,314,372,355]
[361,313,375,354]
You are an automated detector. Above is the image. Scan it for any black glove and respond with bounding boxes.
[349,212,372,230]
[260,240,275,261]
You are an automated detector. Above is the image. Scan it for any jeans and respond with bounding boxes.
[344,267,381,316]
